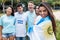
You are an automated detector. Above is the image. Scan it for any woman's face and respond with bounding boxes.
[6,7,12,16]
[39,6,48,18]
[35,6,39,15]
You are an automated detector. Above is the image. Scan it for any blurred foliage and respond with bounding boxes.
[47,0,60,6]
[56,20,60,40]
[33,0,41,5]
[0,0,60,7]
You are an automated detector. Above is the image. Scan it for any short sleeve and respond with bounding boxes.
[0,17,3,26]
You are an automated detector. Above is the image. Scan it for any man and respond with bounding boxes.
[26,1,36,40]
[15,3,27,40]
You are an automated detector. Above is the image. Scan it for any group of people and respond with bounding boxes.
[0,1,56,40]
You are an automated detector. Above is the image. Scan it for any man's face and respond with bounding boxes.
[17,6,23,12]
[28,3,34,12]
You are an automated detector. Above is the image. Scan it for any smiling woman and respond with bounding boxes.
[29,2,56,40]
[0,6,15,40]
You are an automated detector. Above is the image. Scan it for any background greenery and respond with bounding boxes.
[0,0,60,10]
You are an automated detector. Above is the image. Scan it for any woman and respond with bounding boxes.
[34,5,41,25]
[31,2,56,40]
[35,6,39,16]
[0,6,15,40]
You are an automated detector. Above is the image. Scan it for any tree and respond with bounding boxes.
[2,0,7,13]
[41,0,47,2]
[11,0,13,6]
[16,0,20,3]
[47,0,60,9]
[33,0,41,5]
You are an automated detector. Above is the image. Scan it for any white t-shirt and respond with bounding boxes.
[15,12,27,37]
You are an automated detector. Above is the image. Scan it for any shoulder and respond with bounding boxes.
[25,11,30,15]
[25,11,29,13]
[14,12,18,15]
[14,12,19,18]
[36,16,41,19]
[23,12,27,15]
[36,16,42,21]
[24,11,29,17]
[10,16,16,20]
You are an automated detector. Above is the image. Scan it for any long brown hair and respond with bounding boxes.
[39,2,56,35]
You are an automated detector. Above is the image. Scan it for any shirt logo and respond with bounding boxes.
[17,20,23,24]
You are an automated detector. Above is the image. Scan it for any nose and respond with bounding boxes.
[41,12,44,14]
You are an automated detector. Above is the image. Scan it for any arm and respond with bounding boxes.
[0,26,2,36]
[0,17,3,40]
[0,26,2,40]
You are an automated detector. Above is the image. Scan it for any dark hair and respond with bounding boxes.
[35,5,39,9]
[6,6,14,16]
[39,2,56,35]
[16,3,23,7]
[35,6,39,16]
[16,3,23,12]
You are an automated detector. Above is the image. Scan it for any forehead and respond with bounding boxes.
[28,3,34,5]
[39,6,46,10]
[7,7,12,9]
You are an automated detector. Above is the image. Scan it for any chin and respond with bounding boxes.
[41,16,46,18]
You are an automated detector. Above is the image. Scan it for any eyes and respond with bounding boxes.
[39,9,47,13]
[28,3,34,7]
[18,7,23,9]
[38,6,48,13]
